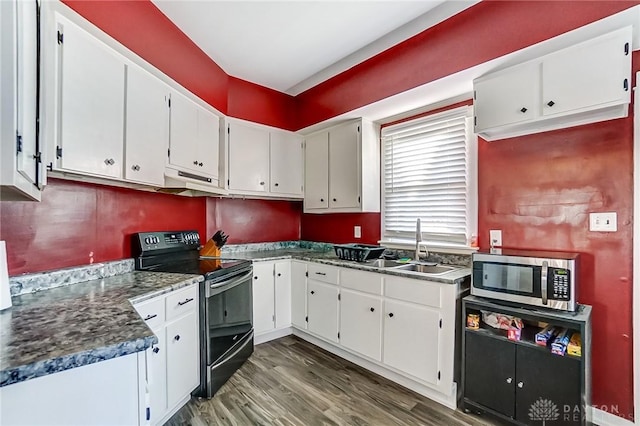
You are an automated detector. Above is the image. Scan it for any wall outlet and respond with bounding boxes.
[489,229,502,247]
[354,226,361,239]
[589,212,617,232]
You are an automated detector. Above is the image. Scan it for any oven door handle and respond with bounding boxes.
[206,270,253,298]
[541,260,548,305]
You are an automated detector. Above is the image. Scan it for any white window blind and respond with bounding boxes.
[382,105,476,246]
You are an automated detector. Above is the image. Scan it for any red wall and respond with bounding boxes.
[300,213,380,245]
[295,1,639,128]
[478,117,634,417]
[0,179,301,275]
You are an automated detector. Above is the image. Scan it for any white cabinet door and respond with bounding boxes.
[307,280,339,343]
[252,262,275,334]
[329,122,360,209]
[57,17,125,179]
[169,91,198,173]
[195,106,220,179]
[474,62,539,131]
[228,121,270,192]
[270,130,303,196]
[274,261,292,328]
[340,289,382,361]
[542,27,632,117]
[125,64,169,186]
[383,299,440,385]
[304,132,329,209]
[169,91,219,179]
[148,328,167,424]
[16,0,38,186]
[165,310,199,408]
[290,261,307,329]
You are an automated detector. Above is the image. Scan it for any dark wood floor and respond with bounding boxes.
[166,335,497,426]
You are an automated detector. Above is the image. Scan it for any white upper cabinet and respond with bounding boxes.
[303,131,329,209]
[328,121,360,209]
[227,120,270,192]
[1,0,43,201]
[474,62,539,131]
[224,118,303,199]
[541,28,631,117]
[168,90,220,182]
[124,64,169,186]
[474,26,632,141]
[270,130,303,197]
[303,118,380,214]
[55,15,125,179]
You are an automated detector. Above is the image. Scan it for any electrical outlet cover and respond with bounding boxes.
[354,226,362,239]
[489,230,502,247]
[589,212,617,232]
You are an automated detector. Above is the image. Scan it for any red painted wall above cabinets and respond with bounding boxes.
[296,1,639,128]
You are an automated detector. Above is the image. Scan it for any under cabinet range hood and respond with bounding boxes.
[163,167,227,196]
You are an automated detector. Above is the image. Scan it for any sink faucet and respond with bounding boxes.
[415,218,429,261]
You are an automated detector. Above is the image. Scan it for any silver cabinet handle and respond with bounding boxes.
[506,377,512,384]
[517,382,524,388]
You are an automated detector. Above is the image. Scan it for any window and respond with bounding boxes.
[381,105,477,249]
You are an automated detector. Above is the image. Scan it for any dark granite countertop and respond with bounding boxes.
[228,248,471,285]
[0,271,202,388]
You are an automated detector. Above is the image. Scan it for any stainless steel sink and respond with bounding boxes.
[392,263,456,275]
[364,259,405,268]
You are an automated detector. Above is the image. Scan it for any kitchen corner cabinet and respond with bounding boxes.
[54,15,126,179]
[124,64,169,186]
[0,0,44,201]
[168,90,220,183]
[474,26,632,141]
[252,261,292,336]
[303,118,380,213]
[225,119,304,199]
[462,296,591,425]
[133,284,199,425]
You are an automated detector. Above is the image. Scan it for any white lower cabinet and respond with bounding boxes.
[166,310,199,409]
[133,284,199,425]
[290,261,308,329]
[252,261,292,338]
[0,353,144,426]
[383,299,441,385]
[339,289,382,361]
[307,280,339,343]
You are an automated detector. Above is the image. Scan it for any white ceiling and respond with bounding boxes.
[151,0,476,95]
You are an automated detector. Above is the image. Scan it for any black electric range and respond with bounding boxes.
[132,230,254,399]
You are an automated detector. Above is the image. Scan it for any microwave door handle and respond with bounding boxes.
[541,261,549,305]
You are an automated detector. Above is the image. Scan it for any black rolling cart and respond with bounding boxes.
[461,295,592,425]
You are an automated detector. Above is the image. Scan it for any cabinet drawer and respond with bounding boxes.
[307,263,338,284]
[133,296,165,329]
[340,269,383,295]
[166,284,198,321]
[384,276,441,308]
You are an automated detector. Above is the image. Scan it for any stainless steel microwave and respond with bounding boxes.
[471,249,580,312]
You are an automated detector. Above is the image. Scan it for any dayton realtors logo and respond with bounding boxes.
[529,398,560,425]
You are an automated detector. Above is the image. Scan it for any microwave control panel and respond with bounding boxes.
[551,268,571,300]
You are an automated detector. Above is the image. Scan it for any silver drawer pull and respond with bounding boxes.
[178,297,194,306]
[143,314,157,321]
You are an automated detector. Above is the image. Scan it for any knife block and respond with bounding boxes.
[200,238,221,257]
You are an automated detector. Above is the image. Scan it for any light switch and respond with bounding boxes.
[589,212,617,232]
[354,226,361,239]
[489,230,502,247]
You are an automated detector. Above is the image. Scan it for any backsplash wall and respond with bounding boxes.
[0,179,302,276]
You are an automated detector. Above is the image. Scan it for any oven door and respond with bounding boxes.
[201,268,254,398]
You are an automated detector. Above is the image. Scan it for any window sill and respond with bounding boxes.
[378,239,479,256]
